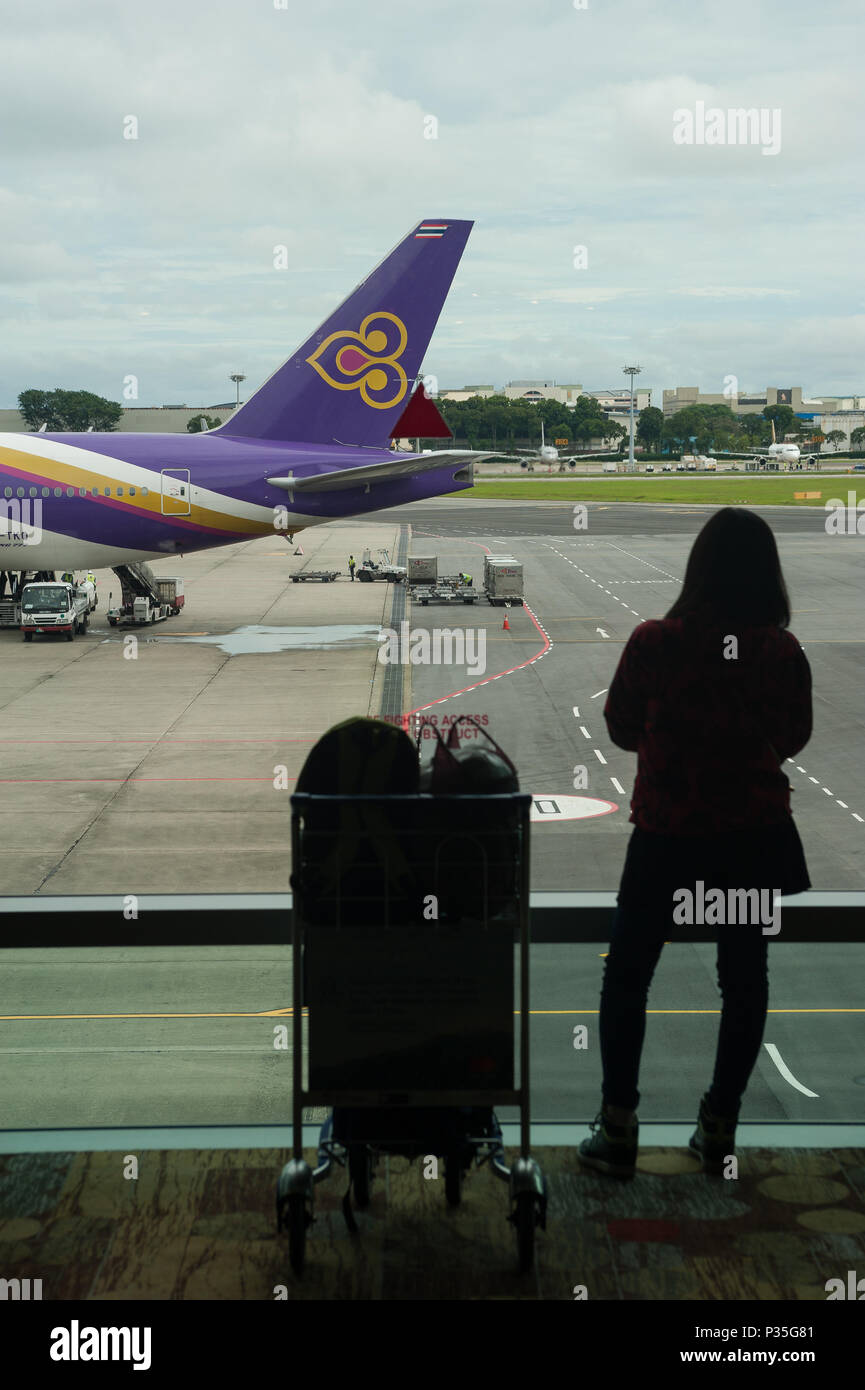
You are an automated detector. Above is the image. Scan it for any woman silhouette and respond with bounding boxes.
[579,508,812,1176]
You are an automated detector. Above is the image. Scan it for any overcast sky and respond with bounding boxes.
[1,0,863,410]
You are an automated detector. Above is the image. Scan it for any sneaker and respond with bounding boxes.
[689,1094,737,1173]
[578,1107,638,1178]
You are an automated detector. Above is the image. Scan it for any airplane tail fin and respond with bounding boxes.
[218,220,472,446]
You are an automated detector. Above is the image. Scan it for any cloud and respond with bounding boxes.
[0,0,863,405]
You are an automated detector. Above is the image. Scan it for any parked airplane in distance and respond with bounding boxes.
[0,220,491,572]
[742,422,818,470]
[491,421,618,470]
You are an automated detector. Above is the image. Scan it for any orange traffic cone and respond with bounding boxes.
[502,612,510,631]
[294,544,303,555]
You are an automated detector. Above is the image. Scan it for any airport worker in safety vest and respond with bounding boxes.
[348,555,356,581]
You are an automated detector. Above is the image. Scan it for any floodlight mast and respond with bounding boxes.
[623,365,641,473]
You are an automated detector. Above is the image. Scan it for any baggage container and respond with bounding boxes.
[485,559,523,606]
[407,554,437,584]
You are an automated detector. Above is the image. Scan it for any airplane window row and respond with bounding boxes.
[2,485,150,499]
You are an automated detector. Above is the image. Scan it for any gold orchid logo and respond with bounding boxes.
[305,311,409,410]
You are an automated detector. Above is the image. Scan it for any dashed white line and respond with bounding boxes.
[591,689,607,699]
[573,706,580,717]
[579,725,591,739]
[764,1044,819,1098]
[594,749,607,765]
[610,777,625,795]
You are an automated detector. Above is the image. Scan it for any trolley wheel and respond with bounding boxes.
[445,1155,463,1206]
[108,616,117,626]
[514,1192,536,1273]
[66,628,74,641]
[23,632,33,642]
[349,1145,371,1208]
[287,1195,307,1275]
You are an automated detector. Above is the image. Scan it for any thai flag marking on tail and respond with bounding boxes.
[415,223,449,238]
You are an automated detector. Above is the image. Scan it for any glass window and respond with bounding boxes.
[30,487,37,497]
[129,487,136,497]
[104,487,111,497]
[2,487,10,498]
[42,487,50,497]
[142,487,149,497]
[66,487,74,498]
[117,487,124,497]
[91,487,99,497]
[79,489,87,498]
[17,487,24,497]
[54,487,62,497]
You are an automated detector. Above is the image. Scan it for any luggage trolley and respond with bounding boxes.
[276,791,547,1275]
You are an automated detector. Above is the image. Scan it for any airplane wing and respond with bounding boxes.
[267,449,497,494]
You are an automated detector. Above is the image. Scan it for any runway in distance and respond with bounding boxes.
[0,220,491,572]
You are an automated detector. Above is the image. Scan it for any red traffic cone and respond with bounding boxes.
[502,612,510,631]
[294,544,303,556]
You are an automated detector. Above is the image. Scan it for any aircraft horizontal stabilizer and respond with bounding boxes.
[267,450,494,494]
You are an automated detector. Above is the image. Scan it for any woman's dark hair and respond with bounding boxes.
[665,507,791,627]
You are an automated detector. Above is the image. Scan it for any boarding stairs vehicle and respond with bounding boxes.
[106,563,185,626]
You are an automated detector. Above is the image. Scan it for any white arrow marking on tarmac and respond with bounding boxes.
[596,627,609,638]
[763,1043,819,1097]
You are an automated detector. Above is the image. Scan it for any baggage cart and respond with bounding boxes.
[276,791,546,1276]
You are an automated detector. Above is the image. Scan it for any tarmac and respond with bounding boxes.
[0,498,862,1133]
[0,522,403,895]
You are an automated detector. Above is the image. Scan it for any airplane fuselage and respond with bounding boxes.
[0,431,471,570]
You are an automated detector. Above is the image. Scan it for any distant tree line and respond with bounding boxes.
[18,389,123,432]
[419,393,626,451]
[413,395,862,455]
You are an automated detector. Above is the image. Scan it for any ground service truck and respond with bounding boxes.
[20,581,90,641]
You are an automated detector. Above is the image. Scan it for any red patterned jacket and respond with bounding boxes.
[603,616,812,835]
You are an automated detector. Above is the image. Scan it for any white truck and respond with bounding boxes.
[485,559,524,607]
[20,580,90,642]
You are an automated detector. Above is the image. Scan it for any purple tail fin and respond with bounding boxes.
[219,219,472,446]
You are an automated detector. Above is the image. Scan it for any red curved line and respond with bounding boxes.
[403,536,551,723]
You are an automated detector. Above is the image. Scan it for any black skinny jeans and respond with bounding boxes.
[599,902,769,1116]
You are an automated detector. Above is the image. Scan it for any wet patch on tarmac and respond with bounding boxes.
[102,624,383,656]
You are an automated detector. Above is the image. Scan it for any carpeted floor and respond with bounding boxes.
[1,1145,863,1300]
